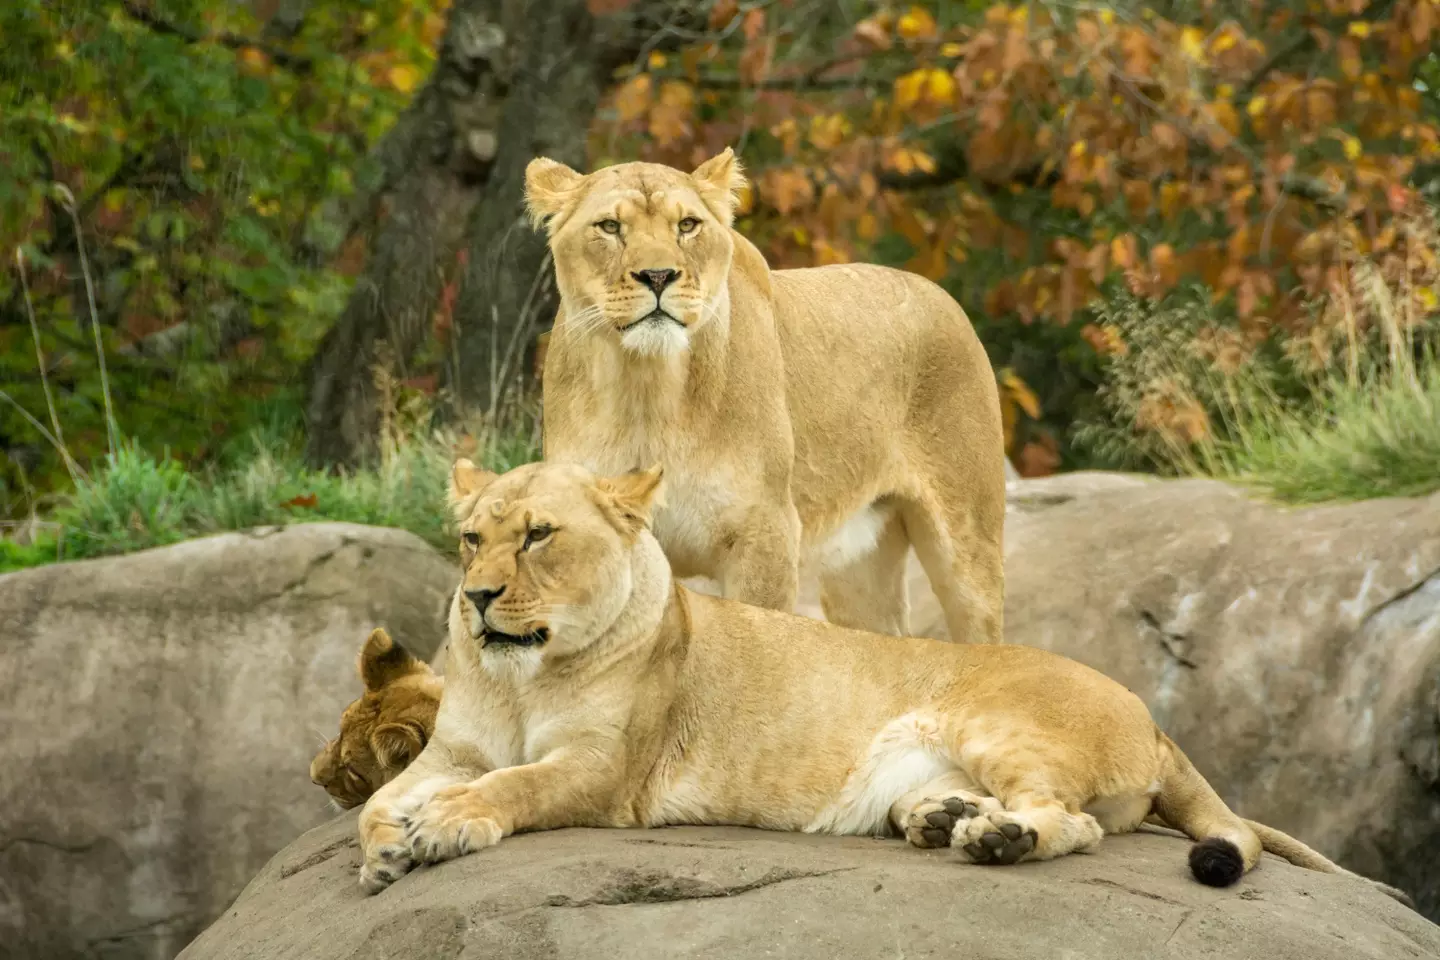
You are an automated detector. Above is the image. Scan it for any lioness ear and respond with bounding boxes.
[358,628,429,692]
[449,458,496,515]
[594,464,665,537]
[524,157,584,232]
[691,147,747,225]
[370,720,426,770]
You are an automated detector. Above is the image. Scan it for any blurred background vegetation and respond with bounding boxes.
[2,0,1438,570]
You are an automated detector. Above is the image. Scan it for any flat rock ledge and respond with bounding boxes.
[179,813,1439,960]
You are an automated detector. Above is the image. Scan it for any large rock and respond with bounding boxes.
[898,474,1440,919]
[178,813,1438,960]
[0,524,456,960]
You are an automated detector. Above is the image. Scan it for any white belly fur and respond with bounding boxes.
[804,712,951,836]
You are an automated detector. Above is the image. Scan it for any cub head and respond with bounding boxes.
[523,148,747,357]
[310,627,441,809]
[446,458,668,669]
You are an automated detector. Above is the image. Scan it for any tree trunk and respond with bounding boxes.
[304,0,700,466]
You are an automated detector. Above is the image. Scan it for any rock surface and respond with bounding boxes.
[894,475,1440,919]
[178,813,1439,960]
[0,524,455,960]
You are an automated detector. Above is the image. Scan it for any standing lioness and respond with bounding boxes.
[355,460,1410,909]
[527,148,1003,642]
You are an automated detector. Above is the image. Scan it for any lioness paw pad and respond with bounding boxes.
[955,815,1037,866]
[904,794,1000,849]
[358,840,413,894]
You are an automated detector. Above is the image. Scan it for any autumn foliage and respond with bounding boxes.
[594,0,1440,471]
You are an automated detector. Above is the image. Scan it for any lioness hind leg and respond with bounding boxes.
[890,771,1004,849]
[898,491,1003,645]
[818,509,911,636]
[953,794,1104,866]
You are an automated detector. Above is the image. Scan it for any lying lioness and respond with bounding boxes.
[527,148,1004,642]
[311,628,442,809]
[355,459,1410,907]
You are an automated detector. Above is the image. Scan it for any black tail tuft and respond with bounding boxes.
[1189,837,1245,887]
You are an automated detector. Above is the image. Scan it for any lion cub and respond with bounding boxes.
[527,148,1004,642]
[311,628,442,809]
[353,460,1409,908]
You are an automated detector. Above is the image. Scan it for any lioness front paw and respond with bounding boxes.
[955,813,1038,866]
[359,821,415,894]
[904,793,1003,849]
[402,785,503,865]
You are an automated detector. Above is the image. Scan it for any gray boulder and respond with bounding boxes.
[177,813,1438,960]
[0,524,455,960]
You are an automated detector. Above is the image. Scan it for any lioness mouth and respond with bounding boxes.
[619,309,681,331]
[482,628,549,648]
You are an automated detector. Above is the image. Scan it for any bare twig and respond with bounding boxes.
[0,389,88,481]
[55,185,118,458]
[16,249,82,482]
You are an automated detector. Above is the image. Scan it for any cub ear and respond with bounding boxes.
[690,147,747,225]
[370,720,426,769]
[594,463,665,537]
[449,458,497,515]
[524,157,585,232]
[358,627,430,692]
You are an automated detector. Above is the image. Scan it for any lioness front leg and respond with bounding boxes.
[719,502,801,612]
[357,751,470,894]
[403,746,619,868]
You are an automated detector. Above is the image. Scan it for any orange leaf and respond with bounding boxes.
[282,493,318,509]
[742,8,765,42]
[707,0,739,31]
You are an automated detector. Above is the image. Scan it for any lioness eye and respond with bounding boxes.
[678,217,701,234]
[462,532,480,548]
[598,219,621,234]
[523,525,554,549]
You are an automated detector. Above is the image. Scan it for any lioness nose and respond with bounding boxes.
[464,586,504,613]
[632,268,680,294]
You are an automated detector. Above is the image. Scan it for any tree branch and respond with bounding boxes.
[120,1,314,73]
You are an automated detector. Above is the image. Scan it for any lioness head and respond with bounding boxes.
[523,148,747,357]
[447,458,668,668]
[310,628,441,809]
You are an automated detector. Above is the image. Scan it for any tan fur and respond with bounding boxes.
[310,628,443,809]
[354,462,1409,910]
[527,148,1005,643]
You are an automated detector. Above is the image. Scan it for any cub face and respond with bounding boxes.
[446,458,667,666]
[523,149,746,357]
[310,628,441,809]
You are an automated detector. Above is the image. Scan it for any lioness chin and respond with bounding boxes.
[354,459,1411,909]
[528,147,1004,643]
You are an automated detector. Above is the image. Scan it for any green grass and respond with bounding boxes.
[1211,356,1440,504]
[0,425,539,574]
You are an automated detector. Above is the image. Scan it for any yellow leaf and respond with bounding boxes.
[1069,141,1087,158]
[913,149,937,174]
[940,42,963,57]
[55,41,75,61]
[1216,83,1234,98]
[113,236,142,253]
[1347,21,1371,38]
[1418,287,1438,311]
[1099,9,1114,25]
[1343,136,1362,161]
[648,51,667,69]
[1246,95,1267,118]
[1179,27,1206,62]
[388,64,420,94]
[1000,368,1042,419]
[897,5,937,38]
[1211,33,1237,54]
